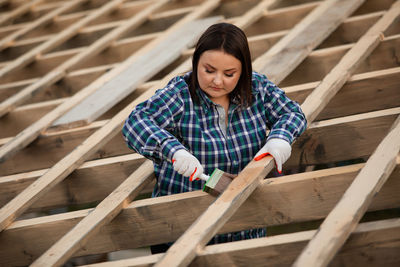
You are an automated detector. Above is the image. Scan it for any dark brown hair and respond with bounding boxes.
[189,23,253,107]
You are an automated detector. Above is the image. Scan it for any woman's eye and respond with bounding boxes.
[205,69,213,73]
[225,73,234,77]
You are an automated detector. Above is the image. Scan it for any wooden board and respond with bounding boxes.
[293,118,400,264]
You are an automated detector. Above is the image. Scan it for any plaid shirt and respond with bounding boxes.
[123,71,306,242]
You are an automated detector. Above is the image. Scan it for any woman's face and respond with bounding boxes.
[197,50,242,104]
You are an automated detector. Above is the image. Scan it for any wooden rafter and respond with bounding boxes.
[0,0,168,118]
[294,116,400,266]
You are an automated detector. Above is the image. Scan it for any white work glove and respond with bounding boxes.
[254,138,292,174]
[172,149,205,181]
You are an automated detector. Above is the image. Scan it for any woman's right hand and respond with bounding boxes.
[172,149,204,181]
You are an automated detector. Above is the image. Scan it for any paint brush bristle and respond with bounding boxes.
[203,168,236,196]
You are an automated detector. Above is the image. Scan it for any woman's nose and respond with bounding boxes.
[213,73,222,86]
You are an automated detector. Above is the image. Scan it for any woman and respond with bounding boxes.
[122,23,307,251]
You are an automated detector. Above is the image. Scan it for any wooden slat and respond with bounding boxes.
[0,0,85,51]
[0,0,126,82]
[52,16,222,128]
[294,116,400,266]
[0,0,44,26]
[0,0,168,119]
[0,153,149,211]
[253,0,365,84]
[233,0,278,29]
[30,160,154,267]
[301,0,400,123]
[1,156,399,266]
[79,218,400,267]
[0,0,135,117]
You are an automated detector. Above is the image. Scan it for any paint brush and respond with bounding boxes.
[172,159,236,195]
[202,168,236,196]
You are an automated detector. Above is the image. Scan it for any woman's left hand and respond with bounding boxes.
[254,138,291,173]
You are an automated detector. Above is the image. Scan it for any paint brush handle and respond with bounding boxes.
[199,173,210,181]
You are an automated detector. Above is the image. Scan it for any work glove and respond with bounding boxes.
[172,149,205,181]
[254,138,292,174]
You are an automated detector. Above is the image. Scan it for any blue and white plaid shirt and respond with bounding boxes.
[123,71,306,242]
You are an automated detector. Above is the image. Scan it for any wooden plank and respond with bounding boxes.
[233,0,278,29]
[285,67,400,120]
[0,0,218,164]
[194,219,400,267]
[52,16,222,128]
[253,0,365,84]
[0,0,164,117]
[0,0,44,26]
[1,157,399,266]
[0,0,126,81]
[280,35,400,87]
[301,0,400,123]
[30,160,154,267]
[294,115,400,266]
[78,218,400,267]
[0,153,149,211]
[0,0,85,51]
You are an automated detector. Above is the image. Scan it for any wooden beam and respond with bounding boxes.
[0,0,125,81]
[0,0,85,51]
[1,157,399,266]
[78,218,400,267]
[0,0,168,118]
[0,0,44,26]
[301,0,400,123]
[0,153,149,211]
[233,0,278,29]
[288,107,400,168]
[280,35,400,87]
[294,108,400,265]
[253,0,365,84]
[30,160,154,267]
